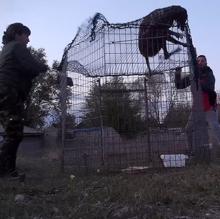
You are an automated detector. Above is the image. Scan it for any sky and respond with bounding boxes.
[1,0,220,88]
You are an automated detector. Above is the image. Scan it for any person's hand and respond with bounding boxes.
[174,67,182,83]
[175,67,182,74]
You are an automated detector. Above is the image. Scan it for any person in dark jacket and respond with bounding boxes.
[0,23,48,178]
[175,55,220,158]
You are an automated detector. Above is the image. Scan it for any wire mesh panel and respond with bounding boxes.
[65,12,188,77]
[59,8,198,173]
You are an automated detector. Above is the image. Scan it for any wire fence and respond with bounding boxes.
[59,10,213,174]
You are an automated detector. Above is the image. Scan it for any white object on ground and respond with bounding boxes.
[160,154,188,167]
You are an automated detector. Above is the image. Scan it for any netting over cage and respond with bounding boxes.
[59,7,204,173]
[62,10,189,77]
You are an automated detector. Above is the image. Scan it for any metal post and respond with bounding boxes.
[144,77,152,163]
[59,57,68,172]
[98,79,105,167]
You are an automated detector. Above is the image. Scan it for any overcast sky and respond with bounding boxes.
[1,0,220,88]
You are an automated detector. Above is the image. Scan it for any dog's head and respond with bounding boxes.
[171,6,188,31]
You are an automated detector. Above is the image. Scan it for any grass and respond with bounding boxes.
[1,157,220,219]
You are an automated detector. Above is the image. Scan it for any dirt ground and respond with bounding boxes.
[1,155,220,219]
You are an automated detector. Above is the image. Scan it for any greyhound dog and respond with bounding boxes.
[138,5,188,74]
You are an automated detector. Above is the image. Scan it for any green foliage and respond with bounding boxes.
[130,75,168,127]
[24,47,60,128]
[80,77,145,138]
[163,104,191,128]
[1,157,220,219]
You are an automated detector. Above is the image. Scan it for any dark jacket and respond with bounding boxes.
[198,66,215,92]
[175,66,216,110]
[0,41,47,99]
[175,66,215,91]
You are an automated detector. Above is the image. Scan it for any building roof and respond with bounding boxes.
[0,125,42,136]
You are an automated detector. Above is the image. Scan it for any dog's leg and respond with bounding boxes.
[167,35,188,47]
[168,29,185,39]
[169,47,182,56]
[162,42,170,59]
[163,42,182,60]
[145,57,152,75]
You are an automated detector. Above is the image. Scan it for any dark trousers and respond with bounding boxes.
[0,85,24,172]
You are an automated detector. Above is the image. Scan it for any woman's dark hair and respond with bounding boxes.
[2,23,31,45]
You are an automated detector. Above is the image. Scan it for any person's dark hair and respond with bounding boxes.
[197,55,207,61]
[2,23,31,45]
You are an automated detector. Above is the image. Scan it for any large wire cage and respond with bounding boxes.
[59,11,196,173]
